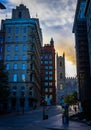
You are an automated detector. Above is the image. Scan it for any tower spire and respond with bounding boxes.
[50,37,54,46]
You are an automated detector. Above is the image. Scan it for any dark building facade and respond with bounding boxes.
[73,0,91,114]
[1,4,42,111]
[0,31,5,61]
[40,38,56,105]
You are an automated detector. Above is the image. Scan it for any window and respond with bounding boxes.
[44,82,48,86]
[40,56,43,59]
[14,55,18,60]
[29,87,32,96]
[21,86,25,91]
[0,37,3,44]
[60,73,62,79]
[45,55,48,59]
[0,47,2,53]
[6,63,10,70]
[22,45,27,51]
[16,27,19,33]
[7,37,11,42]
[22,64,26,70]
[6,55,10,60]
[18,11,22,18]
[8,27,11,33]
[23,36,27,42]
[15,45,18,51]
[49,61,52,64]
[49,88,52,92]
[0,55,2,60]
[49,82,52,86]
[15,36,19,42]
[60,61,62,66]
[23,27,27,33]
[13,74,17,82]
[49,66,52,69]
[45,88,48,92]
[49,55,52,59]
[22,55,26,60]
[45,71,48,75]
[49,95,52,99]
[60,84,63,90]
[40,61,43,64]
[7,45,11,52]
[45,77,48,80]
[45,66,48,69]
[13,63,18,70]
[49,76,52,80]
[49,71,52,75]
[22,74,26,82]
[45,61,48,64]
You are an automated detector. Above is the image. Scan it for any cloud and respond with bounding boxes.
[0,0,77,76]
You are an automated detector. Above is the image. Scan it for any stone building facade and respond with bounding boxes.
[1,4,42,111]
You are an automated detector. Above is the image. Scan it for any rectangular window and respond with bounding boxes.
[7,45,11,52]
[7,37,11,42]
[6,55,10,60]
[6,64,10,70]
[14,55,18,60]
[22,74,26,82]
[22,64,26,70]
[22,55,26,60]
[44,82,48,86]
[15,36,19,42]
[13,74,17,82]
[15,45,18,51]
[23,36,27,42]
[13,63,18,70]
[22,45,27,51]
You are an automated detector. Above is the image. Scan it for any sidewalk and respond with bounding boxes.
[34,114,91,130]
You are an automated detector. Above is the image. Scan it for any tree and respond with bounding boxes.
[64,92,78,105]
[0,61,10,112]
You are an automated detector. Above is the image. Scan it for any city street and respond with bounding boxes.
[0,105,62,130]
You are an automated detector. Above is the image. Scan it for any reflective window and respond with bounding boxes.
[15,45,18,51]
[16,27,19,33]
[22,74,26,82]
[7,37,11,42]
[22,45,27,51]
[8,27,11,33]
[7,45,11,52]
[0,55,2,60]
[0,47,2,53]
[14,55,18,60]
[15,36,19,42]
[22,64,26,70]
[6,55,10,60]
[22,55,26,60]
[23,36,27,42]
[6,63,10,70]
[44,82,48,86]
[13,63,18,70]
[13,74,17,82]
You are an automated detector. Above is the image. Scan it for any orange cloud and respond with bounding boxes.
[55,39,76,65]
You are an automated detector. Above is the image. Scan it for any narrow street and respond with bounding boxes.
[0,105,62,129]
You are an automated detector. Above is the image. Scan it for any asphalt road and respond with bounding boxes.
[0,105,62,129]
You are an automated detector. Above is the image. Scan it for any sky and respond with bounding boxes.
[0,0,77,77]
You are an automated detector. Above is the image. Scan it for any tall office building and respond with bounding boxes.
[40,38,56,105]
[73,0,91,114]
[1,4,42,111]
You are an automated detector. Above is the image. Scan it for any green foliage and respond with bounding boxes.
[64,92,78,105]
[0,61,10,104]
